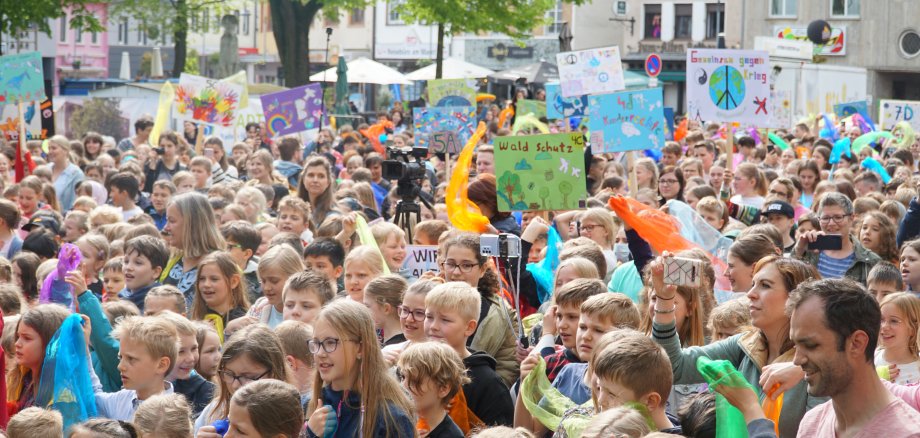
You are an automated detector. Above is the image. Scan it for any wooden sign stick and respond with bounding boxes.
[726,126,735,173]
[627,150,638,198]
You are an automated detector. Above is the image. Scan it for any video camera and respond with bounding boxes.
[381,146,429,182]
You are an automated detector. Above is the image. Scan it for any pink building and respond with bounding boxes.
[55,3,110,83]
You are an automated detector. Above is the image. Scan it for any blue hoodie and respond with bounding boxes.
[305,386,414,438]
[274,160,303,188]
[117,282,160,314]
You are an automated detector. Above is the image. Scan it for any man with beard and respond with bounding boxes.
[790,278,920,437]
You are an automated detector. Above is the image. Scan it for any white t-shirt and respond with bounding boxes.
[120,205,144,221]
[730,194,765,209]
[875,349,920,385]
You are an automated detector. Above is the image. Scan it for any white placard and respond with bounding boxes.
[686,49,771,125]
[556,46,626,98]
[402,245,440,278]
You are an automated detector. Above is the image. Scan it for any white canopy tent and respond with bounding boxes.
[309,57,413,85]
[405,58,495,80]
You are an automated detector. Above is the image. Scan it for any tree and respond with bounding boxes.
[538,186,550,209]
[497,171,522,210]
[69,98,128,139]
[1,0,104,55]
[394,0,587,79]
[267,0,369,87]
[185,49,200,75]
[558,180,572,209]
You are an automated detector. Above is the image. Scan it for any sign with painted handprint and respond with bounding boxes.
[686,49,770,125]
[259,83,325,137]
[0,51,46,104]
[586,88,666,153]
[175,73,244,127]
[493,132,587,212]
[413,106,476,150]
[556,46,625,98]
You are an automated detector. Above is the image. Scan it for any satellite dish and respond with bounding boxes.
[807,20,832,45]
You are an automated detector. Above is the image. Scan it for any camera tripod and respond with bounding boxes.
[392,180,433,244]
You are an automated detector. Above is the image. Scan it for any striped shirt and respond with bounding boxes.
[818,251,855,279]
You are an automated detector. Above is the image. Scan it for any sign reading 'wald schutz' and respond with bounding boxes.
[493,132,587,212]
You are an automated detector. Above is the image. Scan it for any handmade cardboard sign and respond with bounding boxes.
[879,100,920,131]
[175,73,244,127]
[260,83,324,137]
[429,131,462,154]
[427,79,478,107]
[493,132,587,212]
[413,106,476,150]
[545,83,588,119]
[686,50,770,125]
[402,245,440,278]
[586,88,666,153]
[556,46,626,98]
[0,51,45,104]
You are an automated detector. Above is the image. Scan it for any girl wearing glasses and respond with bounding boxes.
[307,300,414,437]
[194,324,290,437]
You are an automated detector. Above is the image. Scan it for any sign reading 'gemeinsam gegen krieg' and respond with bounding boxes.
[685,49,771,126]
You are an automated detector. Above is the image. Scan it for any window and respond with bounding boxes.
[832,0,859,17]
[674,4,692,39]
[387,0,405,25]
[117,20,126,43]
[544,1,564,35]
[59,16,67,42]
[770,0,797,17]
[349,8,365,25]
[242,10,250,35]
[643,4,661,39]
[706,3,724,39]
[76,29,83,43]
[91,31,97,44]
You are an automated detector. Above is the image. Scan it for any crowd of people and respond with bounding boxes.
[0,92,918,438]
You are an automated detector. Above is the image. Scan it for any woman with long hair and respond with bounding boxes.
[297,156,339,228]
[658,166,685,205]
[46,135,85,212]
[161,192,226,305]
[468,173,520,236]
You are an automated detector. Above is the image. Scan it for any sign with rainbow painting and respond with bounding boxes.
[259,83,325,138]
[175,73,244,127]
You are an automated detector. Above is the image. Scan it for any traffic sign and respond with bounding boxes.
[645,54,662,77]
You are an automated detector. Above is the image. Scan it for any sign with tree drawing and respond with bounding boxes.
[493,132,587,212]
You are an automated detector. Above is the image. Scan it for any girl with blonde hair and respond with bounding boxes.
[875,292,920,384]
[248,244,305,328]
[729,163,768,209]
[190,251,250,342]
[577,208,618,276]
[343,245,386,302]
[634,157,659,191]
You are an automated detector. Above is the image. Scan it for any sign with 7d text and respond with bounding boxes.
[402,245,440,278]
[493,132,587,212]
[428,131,462,154]
[685,49,770,125]
[879,100,920,131]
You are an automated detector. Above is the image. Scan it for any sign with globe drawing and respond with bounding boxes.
[686,49,771,125]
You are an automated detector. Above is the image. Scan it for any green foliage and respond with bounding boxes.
[394,0,583,40]
[376,88,393,111]
[498,171,522,209]
[185,49,200,75]
[1,0,104,48]
[69,99,128,140]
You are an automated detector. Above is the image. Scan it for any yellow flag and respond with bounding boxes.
[150,81,175,148]
[223,70,249,107]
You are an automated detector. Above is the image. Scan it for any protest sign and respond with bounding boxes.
[586,88,666,153]
[429,131,462,155]
[686,50,770,125]
[175,73,244,127]
[260,83,324,137]
[402,245,440,278]
[880,99,920,131]
[556,46,625,98]
[427,79,478,107]
[663,107,675,140]
[770,89,793,129]
[493,132,587,212]
[413,106,476,150]
[546,83,587,119]
[0,52,46,104]
[834,100,869,119]
[516,99,546,118]
[1,98,54,142]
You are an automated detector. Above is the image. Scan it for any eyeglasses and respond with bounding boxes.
[441,261,479,273]
[308,337,359,354]
[219,369,269,386]
[579,224,602,232]
[397,306,426,321]
[227,243,243,250]
[659,179,679,185]
[819,214,850,224]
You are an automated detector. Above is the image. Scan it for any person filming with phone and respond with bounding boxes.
[793,192,880,283]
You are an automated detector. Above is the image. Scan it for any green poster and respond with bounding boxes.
[516,99,546,118]
[494,132,588,212]
[427,78,478,107]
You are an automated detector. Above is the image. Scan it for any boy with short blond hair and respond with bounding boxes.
[144,285,188,316]
[594,335,680,432]
[275,320,314,406]
[94,316,179,421]
[7,407,63,438]
[398,341,471,437]
[536,279,607,381]
[425,282,514,426]
[157,311,214,416]
[282,270,335,325]
[413,219,450,246]
[277,195,312,243]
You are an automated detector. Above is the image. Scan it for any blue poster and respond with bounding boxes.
[586,88,666,153]
[546,83,588,119]
[834,100,869,119]
[663,107,675,140]
[412,106,476,149]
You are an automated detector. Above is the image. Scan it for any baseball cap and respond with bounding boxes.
[763,200,794,219]
[21,213,62,235]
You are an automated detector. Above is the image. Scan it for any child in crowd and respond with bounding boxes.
[195,324,290,435]
[303,237,346,292]
[372,222,409,278]
[132,392,193,438]
[364,274,408,346]
[0,199,23,259]
[108,172,144,220]
[875,293,920,384]
[147,180,176,231]
[275,320,315,407]
[382,279,439,366]
[413,219,450,246]
[65,268,122,392]
[581,407,653,438]
[221,220,264,303]
[707,297,752,341]
[7,407,63,438]
[277,195,313,244]
[869,261,905,302]
[188,157,212,192]
[158,311,215,417]
[102,257,125,301]
[69,418,141,438]
[190,251,250,342]
[229,379,305,438]
[74,234,109,300]
[398,341,469,438]
[343,244,386,302]
[94,316,179,421]
[8,305,70,413]
[194,322,221,381]
[118,235,170,313]
[535,278,607,381]
[901,240,920,293]
[425,281,515,427]
[306,299,414,437]
[144,285,187,316]
[282,270,336,325]
[248,244,304,328]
